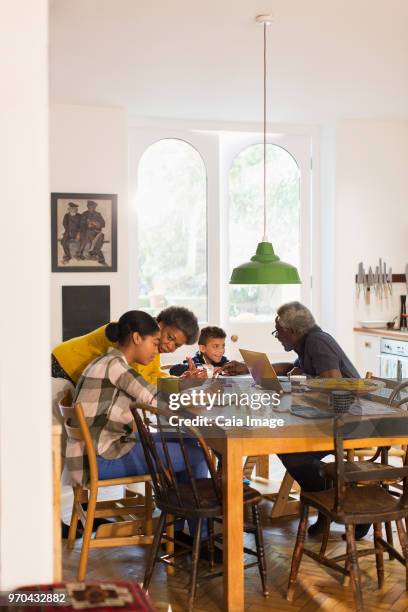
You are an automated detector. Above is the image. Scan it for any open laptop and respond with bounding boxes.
[239,348,291,392]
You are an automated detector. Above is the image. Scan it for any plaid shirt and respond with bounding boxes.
[66,348,158,486]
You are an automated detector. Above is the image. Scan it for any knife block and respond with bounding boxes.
[400,295,407,330]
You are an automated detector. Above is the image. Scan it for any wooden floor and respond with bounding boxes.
[62,481,408,611]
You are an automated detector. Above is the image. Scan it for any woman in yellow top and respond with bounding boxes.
[52,306,199,386]
[53,306,199,540]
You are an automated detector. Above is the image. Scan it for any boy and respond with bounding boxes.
[169,325,229,376]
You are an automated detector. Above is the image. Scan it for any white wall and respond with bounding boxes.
[50,105,129,347]
[335,119,408,359]
[51,111,408,372]
[0,0,53,589]
[319,122,336,335]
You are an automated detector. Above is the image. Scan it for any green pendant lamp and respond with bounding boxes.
[230,15,301,286]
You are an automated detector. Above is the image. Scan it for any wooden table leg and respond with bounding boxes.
[256,455,269,479]
[223,437,244,611]
[267,470,299,519]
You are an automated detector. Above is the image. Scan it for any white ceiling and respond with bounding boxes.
[49,0,408,123]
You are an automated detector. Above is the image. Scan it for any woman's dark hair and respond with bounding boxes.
[156,306,199,345]
[105,311,160,345]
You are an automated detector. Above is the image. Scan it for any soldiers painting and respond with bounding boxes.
[51,193,117,272]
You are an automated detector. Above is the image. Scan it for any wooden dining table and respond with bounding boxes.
[181,383,408,611]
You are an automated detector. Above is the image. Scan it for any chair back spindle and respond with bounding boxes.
[132,402,222,515]
[59,392,98,489]
[58,389,74,419]
[388,381,408,407]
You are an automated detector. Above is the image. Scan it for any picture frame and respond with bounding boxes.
[51,192,117,272]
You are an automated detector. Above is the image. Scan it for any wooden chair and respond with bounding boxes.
[59,392,155,580]
[320,379,408,550]
[344,376,408,460]
[287,412,408,612]
[321,378,408,477]
[321,377,408,475]
[132,401,268,611]
[251,375,408,521]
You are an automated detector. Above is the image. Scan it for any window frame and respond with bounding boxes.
[133,135,210,322]
[221,131,313,318]
[129,128,219,363]
[219,130,314,359]
[129,121,319,361]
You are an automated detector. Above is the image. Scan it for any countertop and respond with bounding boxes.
[354,327,408,341]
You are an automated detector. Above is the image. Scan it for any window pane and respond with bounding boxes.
[137,139,207,321]
[229,143,301,322]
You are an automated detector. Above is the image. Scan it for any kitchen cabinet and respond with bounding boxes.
[379,337,408,378]
[355,332,381,376]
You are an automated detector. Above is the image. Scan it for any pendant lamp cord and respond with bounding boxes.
[262,22,267,242]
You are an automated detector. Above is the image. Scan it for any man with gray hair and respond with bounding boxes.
[224,301,367,538]
[223,301,359,379]
[273,301,359,379]
[273,301,367,538]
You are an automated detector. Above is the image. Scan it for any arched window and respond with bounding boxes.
[229,143,301,321]
[136,139,207,321]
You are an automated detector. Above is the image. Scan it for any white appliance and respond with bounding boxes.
[379,338,408,379]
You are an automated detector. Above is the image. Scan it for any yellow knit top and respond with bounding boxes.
[52,324,170,385]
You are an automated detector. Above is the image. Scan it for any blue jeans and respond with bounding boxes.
[97,434,209,536]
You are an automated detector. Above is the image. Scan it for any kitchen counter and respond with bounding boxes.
[354,327,408,340]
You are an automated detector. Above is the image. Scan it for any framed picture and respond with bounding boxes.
[51,193,117,272]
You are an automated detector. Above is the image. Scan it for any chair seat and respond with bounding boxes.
[156,478,262,518]
[301,485,404,524]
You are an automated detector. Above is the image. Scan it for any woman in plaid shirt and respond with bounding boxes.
[66,311,208,539]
